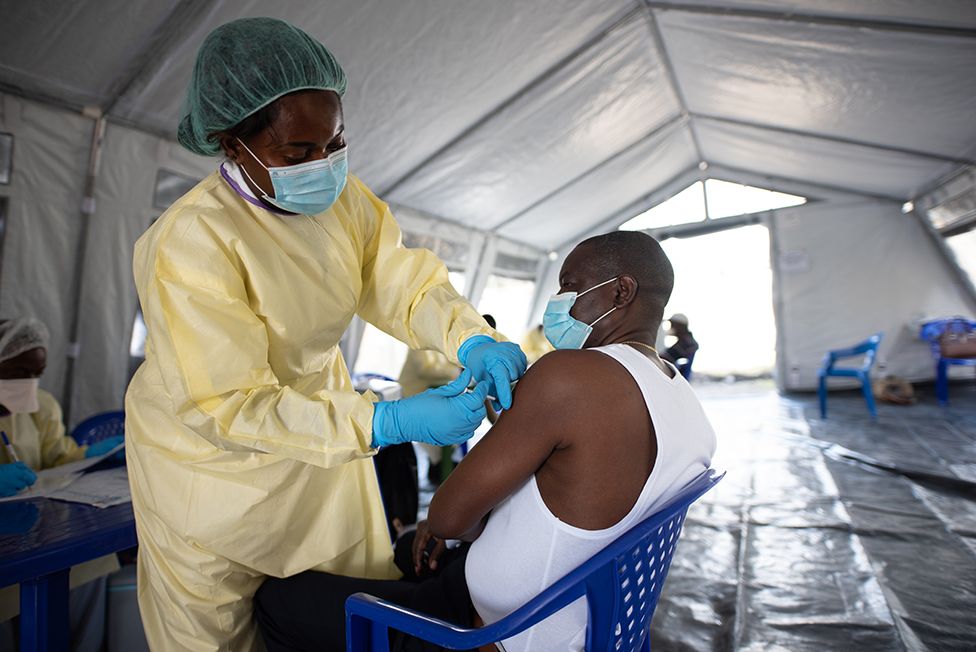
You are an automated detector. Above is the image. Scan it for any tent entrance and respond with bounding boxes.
[660,223,777,379]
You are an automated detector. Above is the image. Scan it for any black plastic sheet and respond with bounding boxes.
[650,382,976,651]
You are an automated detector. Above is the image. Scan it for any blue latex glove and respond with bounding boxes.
[372,369,489,448]
[458,335,528,410]
[85,435,125,462]
[0,461,36,497]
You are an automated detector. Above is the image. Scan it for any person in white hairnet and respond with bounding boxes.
[125,17,527,651]
[0,318,123,483]
[0,317,122,651]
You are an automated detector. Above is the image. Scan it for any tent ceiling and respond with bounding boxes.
[658,9,976,160]
[1,0,974,251]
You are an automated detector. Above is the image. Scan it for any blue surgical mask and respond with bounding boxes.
[543,277,619,350]
[237,139,348,215]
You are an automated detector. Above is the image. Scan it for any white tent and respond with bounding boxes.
[1,0,974,425]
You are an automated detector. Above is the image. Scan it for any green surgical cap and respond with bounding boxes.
[177,17,347,156]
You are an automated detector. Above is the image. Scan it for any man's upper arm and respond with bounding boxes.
[427,351,585,539]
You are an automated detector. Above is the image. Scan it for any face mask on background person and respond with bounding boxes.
[543,277,619,350]
[0,378,40,414]
[237,138,348,215]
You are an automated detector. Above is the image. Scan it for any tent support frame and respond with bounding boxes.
[693,113,975,166]
[377,5,642,198]
[640,2,705,164]
[644,1,976,39]
[910,210,976,314]
[490,114,688,233]
[60,113,107,423]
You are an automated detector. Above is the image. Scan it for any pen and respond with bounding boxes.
[1,431,20,463]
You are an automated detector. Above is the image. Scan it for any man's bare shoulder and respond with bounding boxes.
[509,348,629,408]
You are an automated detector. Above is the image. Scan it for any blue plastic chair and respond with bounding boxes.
[70,410,125,446]
[919,317,976,406]
[817,333,883,419]
[675,352,695,381]
[346,469,725,652]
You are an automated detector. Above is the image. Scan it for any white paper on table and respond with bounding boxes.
[0,442,125,503]
[39,442,125,477]
[0,472,80,502]
[46,467,131,508]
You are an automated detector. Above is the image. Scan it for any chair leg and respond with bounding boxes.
[818,376,828,418]
[640,632,651,652]
[936,359,949,406]
[860,374,878,418]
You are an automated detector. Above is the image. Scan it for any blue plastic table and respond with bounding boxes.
[0,498,136,651]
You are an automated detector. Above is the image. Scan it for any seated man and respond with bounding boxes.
[661,313,698,380]
[255,231,716,652]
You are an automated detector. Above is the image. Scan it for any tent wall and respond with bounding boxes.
[529,181,976,389]
[71,119,212,427]
[0,91,213,426]
[0,93,91,409]
[772,198,976,390]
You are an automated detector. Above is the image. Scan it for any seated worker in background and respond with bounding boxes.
[0,318,124,651]
[661,313,698,380]
[396,315,498,492]
[520,323,554,365]
[255,231,716,652]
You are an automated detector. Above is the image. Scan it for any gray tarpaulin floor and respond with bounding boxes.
[652,381,976,651]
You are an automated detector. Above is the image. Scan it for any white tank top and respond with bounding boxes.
[465,343,717,652]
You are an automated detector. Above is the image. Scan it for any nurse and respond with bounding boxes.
[125,17,526,651]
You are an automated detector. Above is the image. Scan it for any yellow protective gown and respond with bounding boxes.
[521,325,555,366]
[397,349,459,399]
[0,389,86,468]
[0,389,119,622]
[126,171,495,651]
[398,349,461,467]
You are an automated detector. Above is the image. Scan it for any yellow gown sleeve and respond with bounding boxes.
[141,214,376,468]
[414,351,460,386]
[33,391,86,468]
[353,178,497,364]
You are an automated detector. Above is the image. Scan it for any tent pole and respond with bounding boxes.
[553,164,702,251]
[707,163,905,203]
[765,214,790,391]
[377,5,641,198]
[639,3,704,163]
[489,115,687,233]
[692,113,975,166]
[60,111,107,424]
[643,1,976,39]
[910,210,976,314]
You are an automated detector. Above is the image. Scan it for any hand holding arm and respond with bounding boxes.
[371,370,489,448]
[458,336,528,410]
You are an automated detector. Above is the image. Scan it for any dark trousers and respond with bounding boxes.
[255,535,474,652]
[373,443,420,539]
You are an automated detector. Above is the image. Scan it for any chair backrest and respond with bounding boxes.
[676,352,695,381]
[581,469,724,651]
[920,317,976,357]
[70,411,125,446]
[825,332,883,371]
[860,332,883,370]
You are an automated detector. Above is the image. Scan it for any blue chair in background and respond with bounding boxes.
[70,410,125,446]
[818,333,883,419]
[346,469,724,652]
[675,352,695,381]
[919,317,976,406]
